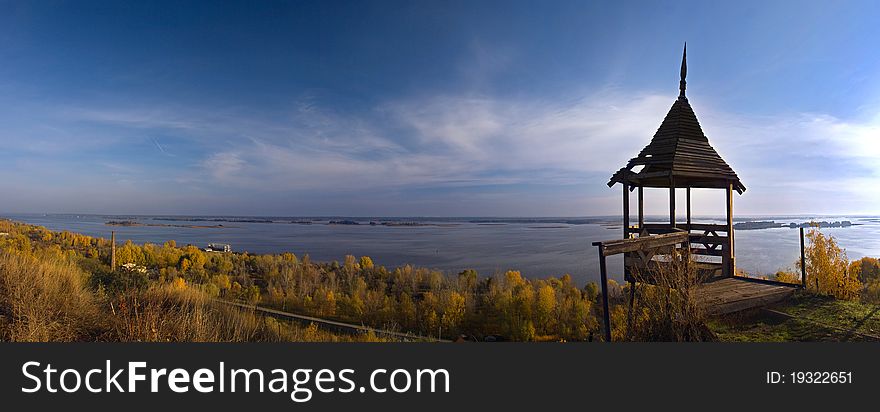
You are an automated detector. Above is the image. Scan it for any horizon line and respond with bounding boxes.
[2,212,874,219]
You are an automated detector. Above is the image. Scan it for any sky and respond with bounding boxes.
[2,0,880,217]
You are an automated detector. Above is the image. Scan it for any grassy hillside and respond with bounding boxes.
[0,250,383,342]
[710,292,880,342]
[4,218,879,342]
[0,218,600,342]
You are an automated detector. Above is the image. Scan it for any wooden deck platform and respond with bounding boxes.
[698,277,797,315]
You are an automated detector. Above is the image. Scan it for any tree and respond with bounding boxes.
[178,245,208,282]
[535,284,557,334]
[359,256,374,271]
[441,291,466,333]
[397,293,417,330]
[857,257,880,282]
[583,282,599,301]
[457,269,478,292]
[212,274,232,291]
[314,289,336,317]
[774,271,800,284]
[245,285,262,305]
[799,228,861,300]
[117,240,145,266]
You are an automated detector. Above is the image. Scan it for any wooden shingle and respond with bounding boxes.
[608,46,745,193]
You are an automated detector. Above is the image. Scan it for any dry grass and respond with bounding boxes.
[108,284,379,342]
[0,251,101,341]
[0,250,381,342]
[108,284,269,342]
[614,250,715,341]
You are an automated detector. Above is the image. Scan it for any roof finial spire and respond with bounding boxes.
[679,42,687,100]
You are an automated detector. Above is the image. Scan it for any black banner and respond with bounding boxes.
[0,343,874,410]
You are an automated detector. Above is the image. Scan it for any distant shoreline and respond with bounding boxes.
[92,217,877,232]
[122,216,613,227]
[733,220,857,230]
[105,220,231,229]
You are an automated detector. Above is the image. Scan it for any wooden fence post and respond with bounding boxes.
[595,242,612,342]
[799,227,807,289]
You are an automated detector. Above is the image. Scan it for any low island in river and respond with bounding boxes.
[733,220,854,230]
[106,220,228,229]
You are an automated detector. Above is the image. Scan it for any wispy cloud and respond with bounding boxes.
[6,89,880,215]
[199,91,880,214]
[62,107,206,131]
[175,92,675,195]
[201,152,245,180]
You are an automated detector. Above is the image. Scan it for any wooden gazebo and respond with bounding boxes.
[591,45,799,341]
[608,43,743,279]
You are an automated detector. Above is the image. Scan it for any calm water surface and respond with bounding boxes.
[5,214,880,285]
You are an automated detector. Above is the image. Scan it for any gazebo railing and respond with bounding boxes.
[627,222,730,235]
[593,225,807,342]
[593,231,691,342]
[624,222,732,278]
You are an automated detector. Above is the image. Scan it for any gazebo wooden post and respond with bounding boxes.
[686,187,692,230]
[637,186,644,234]
[669,178,676,228]
[623,182,637,327]
[622,182,630,239]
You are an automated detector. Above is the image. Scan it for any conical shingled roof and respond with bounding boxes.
[607,45,745,193]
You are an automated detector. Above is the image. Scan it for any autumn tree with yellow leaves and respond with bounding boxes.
[798,228,861,300]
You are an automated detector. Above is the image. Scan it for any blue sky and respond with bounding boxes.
[2,0,880,216]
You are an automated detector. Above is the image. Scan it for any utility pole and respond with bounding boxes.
[110,231,117,271]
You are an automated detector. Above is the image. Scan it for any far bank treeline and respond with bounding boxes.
[0,220,600,341]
